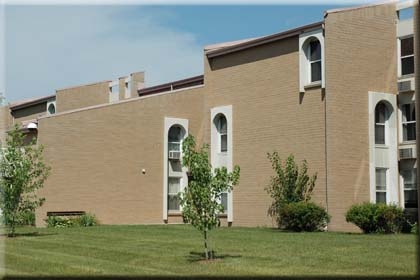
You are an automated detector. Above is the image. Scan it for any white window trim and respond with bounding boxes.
[400,167,417,208]
[397,36,414,78]
[299,28,325,92]
[368,92,398,205]
[163,117,188,221]
[374,102,389,146]
[46,99,56,115]
[211,105,233,222]
[400,102,416,143]
[375,167,388,203]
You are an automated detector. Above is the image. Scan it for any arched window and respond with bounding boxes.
[375,102,388,145]
[168,125,183,152]
[47,103,56,115]
[308,39,321,83]
[215,114,227,153]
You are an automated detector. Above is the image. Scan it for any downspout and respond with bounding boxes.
[413,0,420,269]
[322,21,329,230]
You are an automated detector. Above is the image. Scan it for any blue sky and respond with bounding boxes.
[2,2,371,103]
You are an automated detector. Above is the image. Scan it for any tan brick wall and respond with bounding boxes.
[203,36,327,227]
[324,3,397,231]
[56,81,110,113]
[131,72,145,96]
[33,3,401,231]
[36,87,205,226]
[0,105,11,146]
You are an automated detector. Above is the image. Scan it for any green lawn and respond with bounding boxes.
[0,225,417,277]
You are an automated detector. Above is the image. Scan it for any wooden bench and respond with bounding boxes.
[47,211,85,217]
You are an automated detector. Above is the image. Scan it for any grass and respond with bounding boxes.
[0,224,417,277]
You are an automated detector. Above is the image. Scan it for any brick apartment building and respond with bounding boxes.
[0,1,418,231]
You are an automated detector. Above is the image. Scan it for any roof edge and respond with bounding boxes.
[206,21,323,59]
[138,75,204,96]
[10,94,56,110]
[324,0,396,18]
[55,79,112,92]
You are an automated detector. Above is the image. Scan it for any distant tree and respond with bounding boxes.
[265,152,317,227]
[0,125,50,237]
[180,135,240,260]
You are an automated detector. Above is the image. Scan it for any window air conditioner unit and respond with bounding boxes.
[398,80,414,93]
[399,147,416,159]
[168,151,181,160]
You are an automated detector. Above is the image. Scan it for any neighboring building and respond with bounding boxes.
[0,1,418,231]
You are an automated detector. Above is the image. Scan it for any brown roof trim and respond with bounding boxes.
[10,94,55,110]
[138,75,204,96]
[206,21,324,59]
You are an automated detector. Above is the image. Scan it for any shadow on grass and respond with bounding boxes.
[187,251,242,262]
[0,231,57,238]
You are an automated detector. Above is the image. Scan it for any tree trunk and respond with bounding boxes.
[204,229,209,260]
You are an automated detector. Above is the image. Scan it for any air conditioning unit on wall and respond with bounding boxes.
[168,151,181,160]
[399,147,417,159]
[398,79,414,93]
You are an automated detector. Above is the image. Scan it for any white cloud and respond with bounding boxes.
[5,5,203,102]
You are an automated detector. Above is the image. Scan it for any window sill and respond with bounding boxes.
[400,140,416,145]
[398,74,415,80]
[375,144,389,149]
[168,211,182,216]
[304,81,322,90]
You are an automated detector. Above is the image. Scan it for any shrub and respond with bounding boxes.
[16,210,35,226]
[45,213,98,228]
[345,203,406,233]
[45,216,74,228]
[266,152,322,229]
[278,201,330,232]
[411,222,418,234]
[74,213,98,227]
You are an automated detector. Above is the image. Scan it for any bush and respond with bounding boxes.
[345,203,406,233]
[16,210,35,226]
[265,152,318,228]
[278,202,330,232]
[73,213,98,227]
[45,216,74,228]
[45,213,98,228]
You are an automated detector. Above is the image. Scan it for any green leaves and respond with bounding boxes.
[0,125,51,236]
[179,134,240,259]
[266,152,317,227]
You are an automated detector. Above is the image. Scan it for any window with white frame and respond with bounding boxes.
[168,126,182,153]
[216,115,228,153]
[47,101,56,115]
[400,37,414,76]
[375,102,388,145]
[308,40,322,83]
[168,177,181,211]
[401,168,418,208]
[221,192,228,213]
[375,168,387,203]
[401,103,416,141]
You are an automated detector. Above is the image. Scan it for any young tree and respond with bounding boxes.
[265,152,317,225]
[179,135,240,260]
[0,125,50,237]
